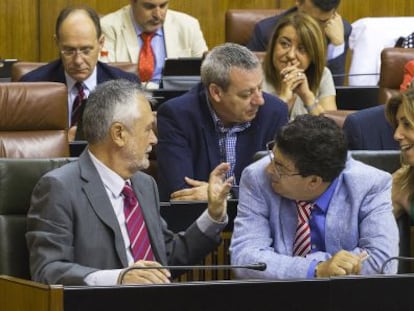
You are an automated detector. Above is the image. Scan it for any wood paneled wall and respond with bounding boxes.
[280,0,414,22]
[0,0,39,60]
[0,0,413,62]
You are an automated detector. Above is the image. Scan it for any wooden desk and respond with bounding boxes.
[3,274,414,310]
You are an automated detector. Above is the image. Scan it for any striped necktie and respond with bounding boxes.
[293,200,315,257]
[71,82,85,126]
[122,182,154,261]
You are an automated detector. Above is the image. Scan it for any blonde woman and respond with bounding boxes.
[385,88,414,219]
[263,12,337,119]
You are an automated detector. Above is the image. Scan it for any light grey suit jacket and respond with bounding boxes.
[26,151,219,285]
[100,5,208,62]
[230,155,399,279]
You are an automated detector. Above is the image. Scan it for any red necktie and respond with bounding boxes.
[138,32,155,82]
[293,201,315,257]
[71,82,85,126]
[122,182,154,262]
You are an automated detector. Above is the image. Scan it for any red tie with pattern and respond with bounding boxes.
[122,182,154,262]
[138,32,155,82]
[293,201,315,257]
[71,82,85,126]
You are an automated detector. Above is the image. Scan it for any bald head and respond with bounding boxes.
[55,5,101,40]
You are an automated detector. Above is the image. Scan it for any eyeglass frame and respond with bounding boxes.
[60,47,95,58]
[266,140,302,180]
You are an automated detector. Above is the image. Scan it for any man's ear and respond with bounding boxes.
[208,83,222,103]
[307,175,323,191]
[110,122,126,147]
[98,34,105,49]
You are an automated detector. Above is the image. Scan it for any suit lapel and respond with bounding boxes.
[54,60,67,83]
[279,199,299,255]
[163,14,176,57]
[234,123,258,179]
[199,88,221,168]
[96,63,108,84]
[121,9,140,62]
[79,152,129,266]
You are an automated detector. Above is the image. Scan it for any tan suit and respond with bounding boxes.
[101,5,208,63]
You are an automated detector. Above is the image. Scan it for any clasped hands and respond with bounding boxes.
[279,61,313,108]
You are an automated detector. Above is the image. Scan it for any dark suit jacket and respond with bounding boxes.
[246,7,352,86]
[26,151,219,285]
[343,105,399,150]
[20,59,139,84]
[156,82,289,201]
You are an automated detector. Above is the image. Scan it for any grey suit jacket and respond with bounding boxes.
[230,155,399,279]
[26,151,219,285]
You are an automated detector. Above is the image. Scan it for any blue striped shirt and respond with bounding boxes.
[206,95,251,183]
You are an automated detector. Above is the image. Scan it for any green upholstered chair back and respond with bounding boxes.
[0,158,76,279]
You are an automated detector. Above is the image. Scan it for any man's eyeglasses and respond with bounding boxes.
[60,47,94,58]
[266,140,301,180]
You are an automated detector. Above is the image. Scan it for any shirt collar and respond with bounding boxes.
[65,66,97,94]
[313,177,339,213]
[88,150,126,197]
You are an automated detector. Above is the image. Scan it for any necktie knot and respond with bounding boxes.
[122,183,137,208]
[141,32,155,42]
[293,200,315,257]
[75,82,84,93]
[296,200,314,221]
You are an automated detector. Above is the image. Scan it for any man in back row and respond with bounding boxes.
[156,43,288,201]
[248,0,351,86]
[20,5,139,130]
[100,0,208,88]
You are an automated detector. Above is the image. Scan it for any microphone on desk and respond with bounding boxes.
[118,262,266,284]
[380,256,414,274]
[331,73,380,78]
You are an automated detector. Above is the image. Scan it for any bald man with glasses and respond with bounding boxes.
[20,5,139,131]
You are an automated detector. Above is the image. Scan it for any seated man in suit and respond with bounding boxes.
[157,43,289,201]
[20,5,139,131]
[247,0,351,86]
[26,79,233,285]
[230,115,399,279]
[100,0,208,88]
[343,105,399,150]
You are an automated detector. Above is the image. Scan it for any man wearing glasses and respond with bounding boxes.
[230,114,399,279]
[20,5,139,129]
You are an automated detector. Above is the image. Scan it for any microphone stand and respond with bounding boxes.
[380,256,414,274]
[118,263,266,285]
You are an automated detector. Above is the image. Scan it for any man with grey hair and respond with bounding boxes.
[157,43,288,201]
[26,79,233,285]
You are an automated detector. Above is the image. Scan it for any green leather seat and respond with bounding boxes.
[0,158,76,279]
